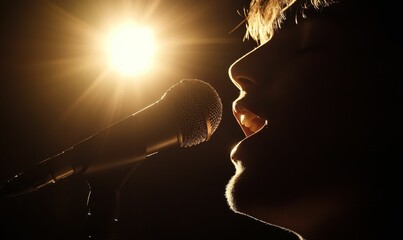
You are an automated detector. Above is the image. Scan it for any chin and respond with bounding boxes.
[225,170,241,212]
[225,168,262,215]
[225,165,281,218]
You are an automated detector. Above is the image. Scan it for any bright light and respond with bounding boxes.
[107,24,157,76]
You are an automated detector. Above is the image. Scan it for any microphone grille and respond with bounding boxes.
[164,79,223,147]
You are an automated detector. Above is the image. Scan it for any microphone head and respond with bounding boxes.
[163,79,223,147]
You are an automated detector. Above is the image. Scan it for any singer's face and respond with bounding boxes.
[225,10,373,235]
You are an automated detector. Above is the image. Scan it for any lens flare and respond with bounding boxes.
[106,23,157,76]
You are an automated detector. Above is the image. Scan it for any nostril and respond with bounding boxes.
[233,76,256,91]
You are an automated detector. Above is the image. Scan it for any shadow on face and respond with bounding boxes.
[226,2,398,239]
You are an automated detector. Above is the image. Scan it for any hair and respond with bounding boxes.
[244,0,335,44]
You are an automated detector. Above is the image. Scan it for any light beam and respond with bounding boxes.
[106,23,157,76]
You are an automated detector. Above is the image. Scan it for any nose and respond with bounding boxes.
[228,45,263,92]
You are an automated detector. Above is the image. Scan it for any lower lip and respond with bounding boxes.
[230,126,269,165]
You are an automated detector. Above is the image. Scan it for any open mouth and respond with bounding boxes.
[233,103,267,137]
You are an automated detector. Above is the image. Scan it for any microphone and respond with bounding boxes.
[0,79,223,198]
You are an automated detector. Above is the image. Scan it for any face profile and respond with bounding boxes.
[224,0,398,239]
[0,1,398,239]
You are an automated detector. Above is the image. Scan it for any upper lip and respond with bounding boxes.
[233,96,267,137]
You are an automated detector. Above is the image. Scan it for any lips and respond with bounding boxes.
[233,101,267,137]
[230,104,268,167]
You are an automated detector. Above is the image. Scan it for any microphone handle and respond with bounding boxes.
[1,98,180,198]
[0,111,147,198]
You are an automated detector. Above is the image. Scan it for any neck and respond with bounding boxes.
[247,188,376,240]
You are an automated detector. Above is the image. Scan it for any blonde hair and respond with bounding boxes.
[245,0,334,44]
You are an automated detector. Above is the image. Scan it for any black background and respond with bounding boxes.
[0,1,277,239]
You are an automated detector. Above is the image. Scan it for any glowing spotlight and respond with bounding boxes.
[107,23,157,76]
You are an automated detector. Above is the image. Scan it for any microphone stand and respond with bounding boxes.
[85,162,143,240]
[81,119,148,240]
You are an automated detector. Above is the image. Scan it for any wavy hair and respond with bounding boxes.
[244,0,334,44]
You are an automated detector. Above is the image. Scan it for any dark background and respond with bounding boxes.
[0,0,277,239]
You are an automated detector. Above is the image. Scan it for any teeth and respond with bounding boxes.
[239,111,266,133]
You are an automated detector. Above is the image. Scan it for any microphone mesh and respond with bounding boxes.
[163,79,223,147]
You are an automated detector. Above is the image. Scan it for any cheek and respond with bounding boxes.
[262,50,352,132]
[249,53,358,169]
